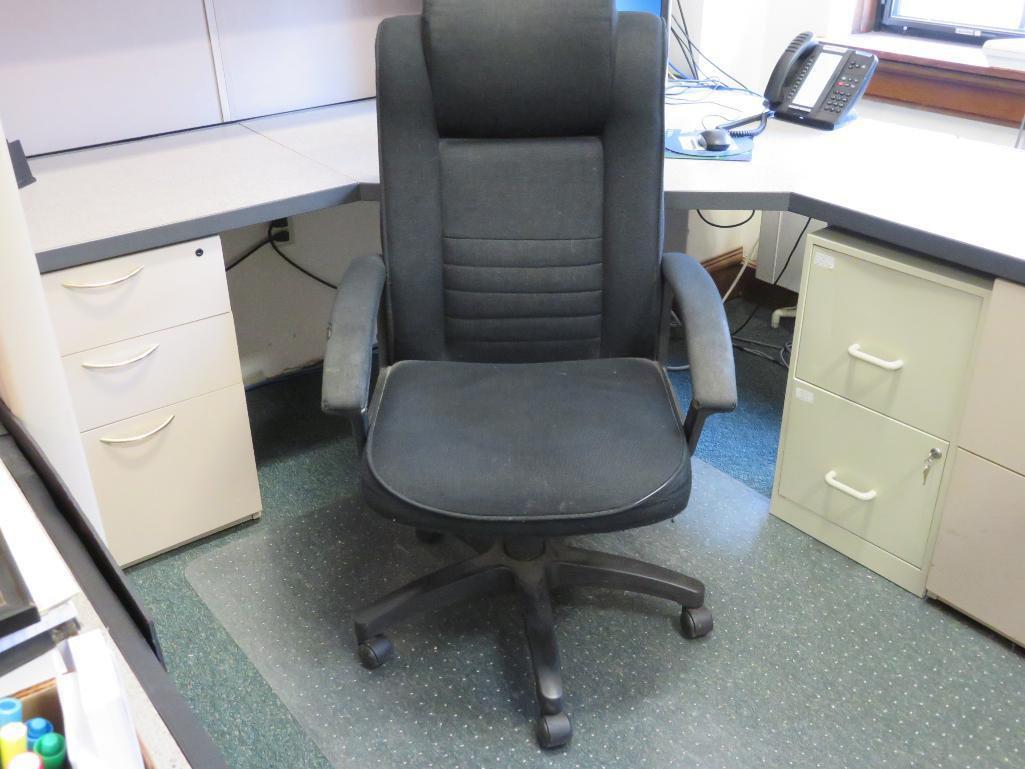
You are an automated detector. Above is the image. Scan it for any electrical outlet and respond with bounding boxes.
[269,217,293,245]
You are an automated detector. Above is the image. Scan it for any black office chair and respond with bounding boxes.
[322,0,736,749]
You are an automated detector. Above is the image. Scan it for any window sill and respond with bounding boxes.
[824,32,1025,125]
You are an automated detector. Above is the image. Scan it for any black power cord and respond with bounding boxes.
[267,224,337,290]
[225,235,271,271]
[730,216,812,337]
[696,209,756,229]
[224,223,338,290]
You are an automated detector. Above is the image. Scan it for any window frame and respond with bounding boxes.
[878,0,1025,44]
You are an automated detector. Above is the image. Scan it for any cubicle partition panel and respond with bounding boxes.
[0,0,420,155]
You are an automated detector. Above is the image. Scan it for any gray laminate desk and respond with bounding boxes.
[20,95,1025,285]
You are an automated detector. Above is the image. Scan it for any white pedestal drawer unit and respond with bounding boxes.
[41,236,262,565]
[927,279,1025,645]
[771,229,991,595]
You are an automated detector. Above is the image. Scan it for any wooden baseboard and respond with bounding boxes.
[868,61,1025,125]
[701,246,800,309]
[825,31,1025,126]
[702,247,746,297]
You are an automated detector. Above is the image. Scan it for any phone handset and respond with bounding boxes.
[764,31,817,107]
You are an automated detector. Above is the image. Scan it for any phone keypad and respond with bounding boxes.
[823,73,861,114]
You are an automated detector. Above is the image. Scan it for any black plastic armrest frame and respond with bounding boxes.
[660,251,738,451]
[321,254,387,448]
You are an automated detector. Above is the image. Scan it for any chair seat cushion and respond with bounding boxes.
[362,358,691,537]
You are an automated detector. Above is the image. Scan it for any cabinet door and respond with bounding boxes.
[82,384,261,565]
[957,279,1025,477]
[796,244,983,439]
[928,450,1025,646]
[777,381,948,568]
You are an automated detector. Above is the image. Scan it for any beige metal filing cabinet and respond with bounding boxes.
[41,237,262,565]
[772,229,991,596]
[927,279,1025,645]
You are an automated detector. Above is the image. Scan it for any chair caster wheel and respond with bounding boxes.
[415,529,444,544]
[681,606,713,639]
[358,635,394,669]
[535,712,572,749]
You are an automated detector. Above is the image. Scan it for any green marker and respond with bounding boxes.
[32,733,64,769]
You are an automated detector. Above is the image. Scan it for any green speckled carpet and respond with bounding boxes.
[184,455,1025,769]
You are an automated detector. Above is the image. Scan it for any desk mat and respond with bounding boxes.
[664,130,754,161]
[185,459,1025,769]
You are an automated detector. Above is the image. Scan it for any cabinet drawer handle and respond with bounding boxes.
[81,344,159,370]
[99,414,174,445]
[61,265,144,289]
[824,470,877,501]
[847,343,904,371]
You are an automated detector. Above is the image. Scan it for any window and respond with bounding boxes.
[880,0,1025,42]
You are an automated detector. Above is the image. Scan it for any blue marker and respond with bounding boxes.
[25,719,52,751]
[0,699,21,727]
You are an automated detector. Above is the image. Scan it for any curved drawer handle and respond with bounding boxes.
[99,414,174,445]
[824,470,877,501]
[81,344,159,370]
[847,343,904,371]
[61,265,144,289]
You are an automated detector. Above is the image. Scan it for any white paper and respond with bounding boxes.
[57,631,145,769]
[0,460,80,613]
[813,251,835,269]
[795,387,815,403]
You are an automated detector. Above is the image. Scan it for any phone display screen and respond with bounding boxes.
[792,51,843,109]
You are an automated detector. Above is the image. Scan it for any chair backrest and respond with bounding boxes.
[376,0,666,363]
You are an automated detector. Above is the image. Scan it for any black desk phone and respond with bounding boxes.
[764,33,878,130]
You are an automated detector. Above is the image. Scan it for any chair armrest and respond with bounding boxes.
[662,251,737,449]
[321,254,386,445]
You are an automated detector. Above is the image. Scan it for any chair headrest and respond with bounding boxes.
[423,0,616,138]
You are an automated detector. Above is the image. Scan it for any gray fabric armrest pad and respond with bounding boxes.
[662,252,737,413]
[321,254,386,416]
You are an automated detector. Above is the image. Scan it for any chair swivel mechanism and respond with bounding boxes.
[321,0,737,750]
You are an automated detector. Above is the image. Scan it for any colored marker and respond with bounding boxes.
[0,701,20,727]
[7,754,41,769]
[23,721,51,753]
[0,721,27,769]
[31,733,64,769]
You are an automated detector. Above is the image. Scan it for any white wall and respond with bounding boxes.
[224,203,380,384]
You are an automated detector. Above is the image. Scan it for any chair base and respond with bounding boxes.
[353,535,711,749]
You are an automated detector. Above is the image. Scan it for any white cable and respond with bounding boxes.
[722,238,758,304]
[667,234,759,373]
